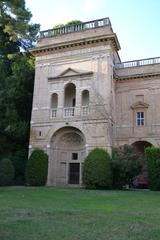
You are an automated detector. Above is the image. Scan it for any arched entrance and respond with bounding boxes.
[132,141,152,174]
[49,127,86,186]
[132,141,152,156]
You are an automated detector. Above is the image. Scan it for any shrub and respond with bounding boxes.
[145,146,160,190]
[26,149,48,186]
[83,148,112,189]
[112,145,141,189]
[0,158,15,186]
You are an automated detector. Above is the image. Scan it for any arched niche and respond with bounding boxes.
[82,89,89,106]
[51,93,58,108]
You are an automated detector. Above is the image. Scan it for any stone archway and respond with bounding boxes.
[132,141,152,175]
[48,127,86,186]
[132,141,152,156]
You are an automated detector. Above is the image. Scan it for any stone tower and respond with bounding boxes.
[29,18,120,186]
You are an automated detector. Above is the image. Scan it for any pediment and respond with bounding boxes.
[48,68,93,81]
[130,101,149,109]
[58,68,79,77]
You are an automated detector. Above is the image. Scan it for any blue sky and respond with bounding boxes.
[25,0,160,62]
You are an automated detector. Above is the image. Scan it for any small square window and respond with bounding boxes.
[72,153,78,160]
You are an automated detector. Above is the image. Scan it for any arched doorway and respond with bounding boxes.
[49,127,86,186]
[132,141,152,156]
[132,141,152,174]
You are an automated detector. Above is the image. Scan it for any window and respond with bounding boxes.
[136,112,144,126]
[72,153,78,160]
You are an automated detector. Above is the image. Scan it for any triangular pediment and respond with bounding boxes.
[48,68,93,81]
[131,101,149,109]
[58,68,79,77]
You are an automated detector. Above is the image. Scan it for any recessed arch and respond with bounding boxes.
[132,140,152,156]
[82,89,89,106]
[51,93,58,108]
[64,82,76,107]
[48,126,86,186]
[131,140,152,174]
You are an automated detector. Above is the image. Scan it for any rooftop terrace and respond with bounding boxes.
[39,17,111,38]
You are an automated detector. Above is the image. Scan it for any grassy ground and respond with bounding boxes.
[0,187,160,240]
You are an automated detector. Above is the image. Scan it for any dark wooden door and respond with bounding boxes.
[69,163,80,184]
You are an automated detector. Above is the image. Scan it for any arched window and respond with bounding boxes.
[64,83,76,116]
[51,93,58,117]
[82,90,89,115]
[82,90,89,106]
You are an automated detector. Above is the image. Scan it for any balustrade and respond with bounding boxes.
[39,17,111,38]
[50,108,57,118]
[82,106,89,116]
[64,107,75,117]
[50,106,91,119]
[115,57,160,69]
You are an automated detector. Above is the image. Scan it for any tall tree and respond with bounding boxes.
[0,0,39,183]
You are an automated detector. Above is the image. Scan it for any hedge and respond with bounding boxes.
[145,146,160,190]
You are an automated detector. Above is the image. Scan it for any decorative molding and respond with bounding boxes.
[30,34,120,56]
[48,68,93,81]
[114,72,160,81]
[130,101,149,109]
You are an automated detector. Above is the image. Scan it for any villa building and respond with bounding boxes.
[29,18,160,186]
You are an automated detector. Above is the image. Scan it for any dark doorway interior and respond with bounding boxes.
[132,141,152,156]
[69,163,80,184]
[132,141,152,170]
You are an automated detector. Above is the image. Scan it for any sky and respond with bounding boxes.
[25,0,160,62]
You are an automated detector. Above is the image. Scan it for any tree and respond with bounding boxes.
[0,1,39,52]
[65,20,82,27]
[0,0,39,182]
[53,20,82,29]
[112,145,142,189]
[83,148,112,189]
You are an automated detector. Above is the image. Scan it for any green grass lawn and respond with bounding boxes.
[0,187,160,240]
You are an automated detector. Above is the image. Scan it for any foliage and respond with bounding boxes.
[53,20,82,29]
[0,158,15,186]
[12,150,27,185]
[0,0,40,182]
[26,149,48,186]
[65,20,82,27]
[54,23,65,29]
[112,145,142,189]
[0,0,39,51]
[83,148,112,189]
[145,146,160,190]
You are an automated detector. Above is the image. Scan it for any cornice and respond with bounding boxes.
[114,72,160,81]
[29,33,120,56]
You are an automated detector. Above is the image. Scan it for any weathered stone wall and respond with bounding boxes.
[115,75,160,147]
